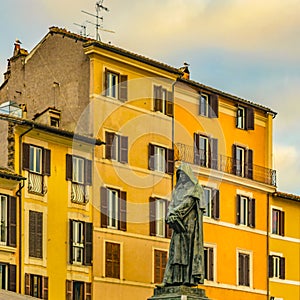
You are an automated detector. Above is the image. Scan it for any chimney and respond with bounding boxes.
[179,62,190,80]
[13,39,22,57]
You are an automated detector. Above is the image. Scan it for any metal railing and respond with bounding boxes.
[71,182,89,204]
[175,143,276,186]
[28,172,47,195]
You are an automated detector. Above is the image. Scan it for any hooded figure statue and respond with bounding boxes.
[161,163,205,287]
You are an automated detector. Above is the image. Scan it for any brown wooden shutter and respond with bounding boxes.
[42,276,48,300]
[194,133,200,165]
[212,189,220,220]
[232,145,237,175]
[247,149,253,179]
[280,211,285,236]
[245,254,250,286]
[238,253,243,285]
[279,257,285,279]
[166,148,174,175]
[84,159,92,185]
[8,196,17,247]
[8,264,16,292]
[22,143,30,170]
[148,144,155,170]
[66,154,73,181]
[165,200,172,238]
[66,280,73,300]
[29,211,35,257]
[236,195,241,224]
[210,138,218,170]
[248,198,255,228]
[25,273,31,295]
[209,94,218,118]
[119,75,128,101]
[36,212,43,258]
[43,148,51,176]
[208,248,214,281]
[100,187,108,228]
[149,197,156,236]
[84,222,93,266]
[105,242,120,279]
[104,69,108,96]
[120,136,128,164]
[154,85,163,112]
[268,255,274,277]
[119,191,127,231]
[246,107,254,130]
[105,132,115,160]
[85,282,92,300]
[69,219,74,264]
[166,91,174,117]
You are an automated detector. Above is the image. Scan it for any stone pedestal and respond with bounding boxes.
[148,285,211,300]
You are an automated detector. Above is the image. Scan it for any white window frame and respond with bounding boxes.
[203,187,212,217]
[203,243,216,282]
[199,136,209,167]
[200,94,209,117]
[237,107,245,129]
[106,71,119,99]
[103,240,123,280]
[239,196,249,226]
[156,199,166,237]
[154,146,166,173]
[108,189,119,229]
[29,145,42,174]
[72,221,84,264]
[236,146,245,177]
[271,206,283,235]
[72,156,84,184]
[236,249,252,288]
[0,195,7,245]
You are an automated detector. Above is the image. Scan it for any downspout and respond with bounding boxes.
[267,193,270,299]
[171,79,178,190]
[17,125,34,293]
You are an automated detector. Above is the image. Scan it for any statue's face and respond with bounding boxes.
[178,171,190,184]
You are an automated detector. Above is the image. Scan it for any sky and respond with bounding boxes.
[0,0,299,194]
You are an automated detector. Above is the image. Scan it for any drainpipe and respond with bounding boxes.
[17,125,34,293]
[171,79,178,190]
[267,193,270,299]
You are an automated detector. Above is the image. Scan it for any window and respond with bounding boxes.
[25,273,48,299]
[269,255,285,279]
[105,132,128,163]
[150,198,172,238]
[105,242,120,279]
[204,247,214,281]
[104,69,128,101]
[0,263,16,292]
[69,220,92,266]
[66,281,92,300]
[148,144,174,174]
[153,85,173,117]
[154,250,167,283]
[199,92,218,118]
[203,188,220,220]
[66,154,92,204]
[236,106,254,130]
[194,134,218,169]
[272,208,285,236]
[50,116,59,127]
[232,145,253,179]
[100,187,127,231]
[23,143,51,195]
[238,252,250,286]
[29,211,43,258]
[236,195,255,228]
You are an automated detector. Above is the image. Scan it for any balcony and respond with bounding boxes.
[175,143,276,186]
[28,172,47,195]
[71,182,89,204]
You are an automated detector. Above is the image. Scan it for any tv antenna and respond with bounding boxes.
[73,23,88,37]
[81,0,114,41]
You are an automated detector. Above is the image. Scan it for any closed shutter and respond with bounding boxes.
[248,198,255,228]
[29,211,35,257]
[268,255,274,277]
[246,107,254,130]
[238,253,243,285]
[208,248,214,281]
[43,149,51,176]
[244,254,250,286]
[166,148,174,175]
[119,75,128,101]
[25,273,31,295]
[149,197,156,236]
[84,222,93,266]
[165,200,172,238]
[84,159,92,185]
[194,133,200,165]
[36,212,43,258]
[22,143,30,170]
[69,219,74,264]
[148,144,155,170]
[66,154,73,181]
[232,145,237,175]
[105,242,120,278]
[279,257,285,279]
[105,132,115,160]
[209,94,218,118]
[8,196,17,247]
[280,211,285,236]
[166,91,174,117]
[212,189,220,220]
[100,187,108,228]
[210,138,218,170]
[42,276,48,300]
[85,282,92,300]
[66,280,73,300]
[154,85,163,112]
[8,264,16,292]
[236,195,241,224]
[246,149,253,179]
[120,136,128,164]
[119,191,127,231]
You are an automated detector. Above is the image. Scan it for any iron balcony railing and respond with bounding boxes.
[28,172,47,195]
[175,143,276,186]
[71,182,89,204]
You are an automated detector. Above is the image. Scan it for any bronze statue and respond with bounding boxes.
[160,163,205,287]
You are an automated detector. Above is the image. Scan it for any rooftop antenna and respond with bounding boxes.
[73,23,87,37]
[81,0,114,41]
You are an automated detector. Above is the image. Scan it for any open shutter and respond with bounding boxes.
[36,212,43,258]
[84,159,92,185]
[165,200,172,238]
[69,220,74,264]
[194,133,200,165]
[209,94,218,118]
[238,253,243,285]
[120,136,128,164]
[166,148,174,175]
[66,280,73,300]
[268,255,274,277]
[84,222,93,266]
[210,138,218,170]
[245,254,250,286]
[236,195,241,224]
[119,75,128,101]
[280,211,285,236]
[208,248,214,281]
[149,197,156,236]
[42,276,48,300]
[212,189,220,220]
[154,86,163,112]
[100,187,108,228]
[119,191,127,231]
[248,198,255,228]
[246,149,253,179]
[148,144,155,170]
[279,257,285,279]
[8,196,17,247]
[85,282,92,300]
[166,91,174,117]
[104,69,108,96]
[246,107,254,130]
[8,264,16,292]
[43,148,51,176]
[66,154,73,181]
[25,273,30,295]
[105,132,115,160]
[232,145,237,175]
[22,143,30,170]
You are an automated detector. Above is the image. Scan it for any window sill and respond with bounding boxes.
[0,245,17,253]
